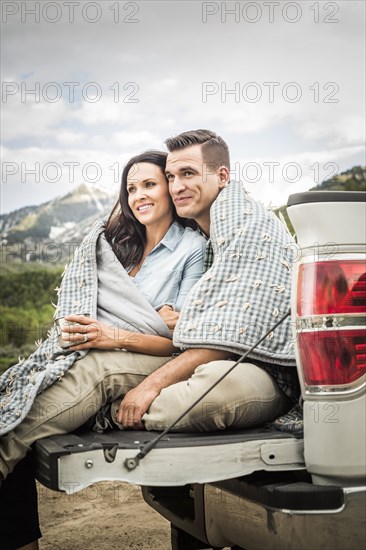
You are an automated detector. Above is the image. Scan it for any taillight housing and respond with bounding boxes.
[298,330,366,386]
[296,258,366,392]
[298,260,366,316]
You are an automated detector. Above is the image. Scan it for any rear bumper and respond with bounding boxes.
[142,473,366,550]
[205,481,366,549]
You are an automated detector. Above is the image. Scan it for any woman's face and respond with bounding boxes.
[126,162,174,228]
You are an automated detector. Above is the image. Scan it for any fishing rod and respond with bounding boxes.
[124,309,291,471]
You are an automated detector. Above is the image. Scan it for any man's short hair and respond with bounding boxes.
[165,129,230,171]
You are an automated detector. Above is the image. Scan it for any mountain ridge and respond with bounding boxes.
[1,183,115,244]
[1,166,364,262]
[309,165,365,192]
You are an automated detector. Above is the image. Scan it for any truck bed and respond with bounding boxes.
[34,427,304,493]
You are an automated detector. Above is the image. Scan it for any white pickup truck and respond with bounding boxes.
[34,190,366,549]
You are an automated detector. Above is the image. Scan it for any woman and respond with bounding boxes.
[0,150,206,550]
[60,150,205,355]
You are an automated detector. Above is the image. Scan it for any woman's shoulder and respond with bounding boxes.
[179,227,207,263]
[180,225,207,246]
[167,222,206,256]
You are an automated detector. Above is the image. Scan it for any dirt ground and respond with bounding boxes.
[37,480,171,549]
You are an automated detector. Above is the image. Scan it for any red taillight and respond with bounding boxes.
[298,330,366,386]
[298,260,366,316]
[296,258,366,390]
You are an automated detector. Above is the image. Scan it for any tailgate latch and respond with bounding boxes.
[102,444,118,463]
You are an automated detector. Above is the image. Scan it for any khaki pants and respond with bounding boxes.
[0,350,290,477]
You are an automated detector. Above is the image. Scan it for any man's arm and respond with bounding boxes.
[116,348,231,428]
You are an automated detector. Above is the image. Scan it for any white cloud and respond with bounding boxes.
[1,0,365,212]
[3,99,71,140]
[111,130,161,148]
[236,144,365,207]
[55,129,86,145]
[299,115,365,148]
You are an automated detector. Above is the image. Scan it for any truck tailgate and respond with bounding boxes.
[34,428,304,493]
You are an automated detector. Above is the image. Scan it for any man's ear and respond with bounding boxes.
[217,166,230,188]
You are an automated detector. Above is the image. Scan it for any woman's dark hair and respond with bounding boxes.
[104,150,190,268]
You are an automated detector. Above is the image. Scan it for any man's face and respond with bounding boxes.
[165,144,228,233]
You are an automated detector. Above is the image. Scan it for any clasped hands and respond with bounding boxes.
[156,304,180,334]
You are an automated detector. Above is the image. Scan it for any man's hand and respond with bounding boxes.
[115,384,159,429]
[116,348,232,429]
[157,305,180,334]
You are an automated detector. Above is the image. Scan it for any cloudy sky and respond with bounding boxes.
[1,0,365,213]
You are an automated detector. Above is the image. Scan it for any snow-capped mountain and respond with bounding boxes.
[1,184,115,244]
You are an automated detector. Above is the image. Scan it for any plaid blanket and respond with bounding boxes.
[0,220,170,435]
[174,181,297,366]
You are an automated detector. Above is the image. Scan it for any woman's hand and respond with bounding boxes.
[61,315,123,351]
[61,314,176,355]
[157,305,180,334]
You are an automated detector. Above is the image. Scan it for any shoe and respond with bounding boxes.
[110,398,124,430]
[92,403,115,433]
[92,399,124,433]
[267,403,304,436]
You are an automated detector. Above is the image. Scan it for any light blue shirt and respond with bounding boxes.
[129,221,206,311]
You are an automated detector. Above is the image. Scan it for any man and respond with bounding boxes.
[0,130,299,548]
[114,129,298,431]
